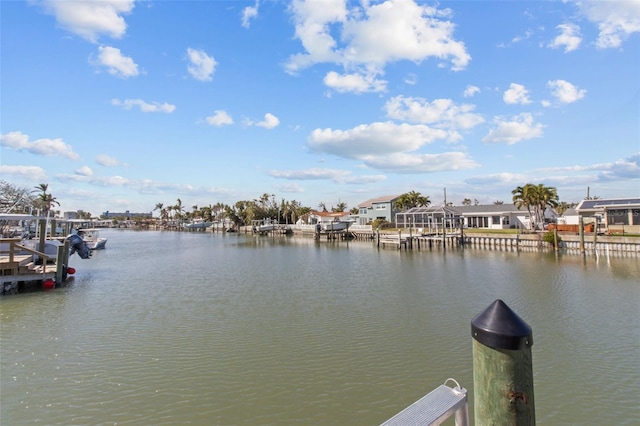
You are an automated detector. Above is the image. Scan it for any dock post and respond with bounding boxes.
[471,299,535,425]
[579,217,585,254]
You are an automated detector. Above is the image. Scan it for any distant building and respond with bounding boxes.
[102,210,152,220]
[356,195,401,225]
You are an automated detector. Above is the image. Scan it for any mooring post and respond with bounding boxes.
[579,216,585,254]
[471,299,535,425]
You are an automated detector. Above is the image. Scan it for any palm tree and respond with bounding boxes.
[512,183,559,230]
[333,201,348,212]
[395,191,430,211]
[32,183,59,215]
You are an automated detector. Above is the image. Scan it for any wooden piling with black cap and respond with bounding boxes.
[471,299,535,425]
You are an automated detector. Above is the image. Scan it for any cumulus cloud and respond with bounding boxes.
[0,131,79,160]
[503,83,532,105]
[246,113,280,129]
[36,0,134,43]
[323,71,387,93]
[547,79,586,104]
[187,48,217,81]
[286,0,470,93]
[463,85,480,97]
[309,121,446,158]
[75,166,93,176]
[384,96,484,140]
[206,110,234,126]
[307,121,477,173]
[482,113,545,145]
[577,0,640,48]
[112,98,176,113]
[0,165,47,181]
[548,23,582,52]
[91,45,139,78]
[241,1,259,28]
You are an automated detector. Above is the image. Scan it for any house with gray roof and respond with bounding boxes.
[396,204,551,230]
[356,195,401,225]
[575,197,640,233]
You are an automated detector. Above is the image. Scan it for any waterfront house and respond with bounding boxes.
[575,197,640,234]
[356,195,401,225]
[396,204,555,230]
[306,211,352,225]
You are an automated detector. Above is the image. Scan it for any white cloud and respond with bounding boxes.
[187,48,217,81]
[306,121,477,173]
[248,113,280,129]
[0,165,47,181]
[578,0,640,48]
[241,1,259,28]
[96,154,124,167]
[385,96,484,134]
[91,45,139,78]
[206,110,234,126]
[309,121,447,158]
[597,152,640,181]
[483,113,545,145]
[323,71,387,93]
[548,23,582,52]
[463,85,480,97]
[112,98,176,113]
[547,79,587,104]
[286,0,470,91]
[503,83,532,105]
[75,166,93,176]
[36,0,134,43]
[0,131,79,160]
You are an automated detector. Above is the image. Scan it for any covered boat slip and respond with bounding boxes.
[0,215,84,293]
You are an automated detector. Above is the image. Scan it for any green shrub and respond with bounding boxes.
[542,230,561,246]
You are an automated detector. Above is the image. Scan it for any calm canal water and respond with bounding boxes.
[1,229,639,425]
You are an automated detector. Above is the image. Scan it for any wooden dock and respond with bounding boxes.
[1,237,73,295]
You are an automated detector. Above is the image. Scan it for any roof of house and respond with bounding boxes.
[576,198,640,211]
[357,195,401,208]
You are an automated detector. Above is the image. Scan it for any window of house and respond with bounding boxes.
[375,204,387,210]
[633,209,640,225]
[503,216,510,225]
[492,216,500,225]
[607,209,629,225]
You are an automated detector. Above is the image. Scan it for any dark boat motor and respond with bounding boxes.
[66,233,91,259]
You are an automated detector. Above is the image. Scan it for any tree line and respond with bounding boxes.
[2,180,579,231]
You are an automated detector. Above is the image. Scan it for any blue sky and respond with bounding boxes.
[1,0,639,217]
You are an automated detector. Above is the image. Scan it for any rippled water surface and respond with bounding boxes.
[1,230,639,425]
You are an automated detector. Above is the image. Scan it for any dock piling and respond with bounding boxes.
[471,299,535,425]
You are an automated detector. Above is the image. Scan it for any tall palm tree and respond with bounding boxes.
[512,183,559,230]
[32,183,59,215]
[395,191,430,211]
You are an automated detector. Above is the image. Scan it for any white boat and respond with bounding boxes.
[77,228,107,250]
[320,220,352,232]
[184,219,213,230]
